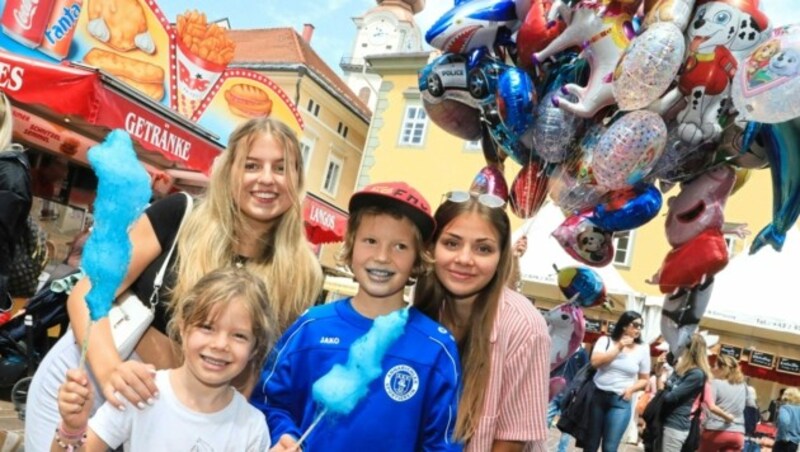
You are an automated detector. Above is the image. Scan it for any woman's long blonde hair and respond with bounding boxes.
[675,333,712,379]
[414,197,512,442]
[782,387,800,405]
[715,354,744,384]
[171,118,322,331]
[0,94,17,152]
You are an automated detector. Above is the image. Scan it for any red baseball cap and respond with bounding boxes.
[349,181,436,240]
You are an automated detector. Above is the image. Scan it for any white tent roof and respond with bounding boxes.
[704,227,800,336]
[513,203,636,300]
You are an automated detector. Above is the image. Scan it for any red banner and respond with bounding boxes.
[0,49,222,173]
[303,194,348,245]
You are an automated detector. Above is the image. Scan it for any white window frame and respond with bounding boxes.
[321,154,344,197]
[724,234,738,257]
[398,104,428,147]
[612,230,634,267]
[298,136,316,174]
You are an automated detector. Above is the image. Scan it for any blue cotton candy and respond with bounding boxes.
[82,130,152,321]
[311,307,409,415]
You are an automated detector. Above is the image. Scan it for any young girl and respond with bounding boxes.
[26,117,322,450]
[414,191,550,451]
[52,268,278,451]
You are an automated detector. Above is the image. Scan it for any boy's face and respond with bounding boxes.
[180,298,255,389]
[351,213,418,306]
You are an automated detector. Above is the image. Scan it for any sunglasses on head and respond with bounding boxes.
[444,190,506,209]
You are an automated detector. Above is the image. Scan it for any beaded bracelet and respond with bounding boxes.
[55,423,87,451]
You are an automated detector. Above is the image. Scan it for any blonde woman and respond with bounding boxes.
[0,93,31,311]
[658,333,713,451]
[700,354,757,451]
[775,387,800,452]
[414,192,550,451]
[25,117,322,451]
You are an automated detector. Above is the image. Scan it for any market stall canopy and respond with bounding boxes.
[704,226,800,340]
[303,193,348,245]
[0,50,223,173]
[513,202,636,306]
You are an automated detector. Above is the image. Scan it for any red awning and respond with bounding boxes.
[0,50,223,173]
[303,193,348,245]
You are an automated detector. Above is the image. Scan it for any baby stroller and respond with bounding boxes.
[0,268,79,420]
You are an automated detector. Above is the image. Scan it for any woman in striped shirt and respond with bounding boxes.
[415,191,551,452]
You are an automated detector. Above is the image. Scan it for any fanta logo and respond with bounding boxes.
[13,0,39,31]
[320,336,340,344]
[44,4,81,45]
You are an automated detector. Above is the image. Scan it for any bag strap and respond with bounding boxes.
[147,193,193,308]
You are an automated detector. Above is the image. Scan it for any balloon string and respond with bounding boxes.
[78,317,92,370]
[292,407,328,451]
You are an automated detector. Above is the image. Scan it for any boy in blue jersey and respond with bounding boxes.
[252,181,462,452]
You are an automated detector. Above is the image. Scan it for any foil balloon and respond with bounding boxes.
[425,0,518,54]
[516,0,565,71]
[715,120,767,169]
[660,278,713,358]
[612,21,686,111]
[732,24,800,124]
[750,117,800,254]
[548,164,607,215]
[530,90,581,163]
[470,165,509,202]
[543,302,586,371]
[496,67,537,137]
[478,122,508,165]
[509,160,549,219]
[533,1,638,117]
[421,95,483,141]
[649,123,714,184]
[642,0,695,31]
[665,165,736,248]
[552,213,614,267]
[556,266,607,308]
[592,110,667,190]
[592,184,663,232]
[651,228,728,293]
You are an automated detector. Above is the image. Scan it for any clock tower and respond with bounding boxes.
[341,0,425,112]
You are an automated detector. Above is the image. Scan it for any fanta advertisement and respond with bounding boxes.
[0,0,302,143]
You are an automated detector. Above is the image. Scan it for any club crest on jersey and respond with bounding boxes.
[384,365,419,402]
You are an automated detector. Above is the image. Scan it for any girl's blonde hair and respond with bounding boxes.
[168,267,278,390]
[782,387,800,405]
[171,117,322,331]
[675,333,712,380]
[336,205,433,280]
[715,354,744,384]
[413,197,512,442]
[0,94,17,152]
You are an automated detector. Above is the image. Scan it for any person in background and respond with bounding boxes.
[700,354,756,451]
[658,333,712,450]
[548,346,589,452]
[31,154,69,200]
[415,191,550,451]
[507,235,527,291]
[770,389,788,423]
[584,310,650,452]
[774,387,800,452]
[744,382,762,452]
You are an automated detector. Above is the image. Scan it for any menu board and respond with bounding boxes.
[585,318,603,333]
[749,350,775,369]
[720,344,743,360]
[777,357,800,375]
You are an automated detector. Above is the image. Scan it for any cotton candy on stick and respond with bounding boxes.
[299,307,410,448]
[79,130,152,366]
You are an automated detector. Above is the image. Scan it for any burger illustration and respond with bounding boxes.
[224,83,273,118]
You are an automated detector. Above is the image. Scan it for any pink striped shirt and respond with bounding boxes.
[466,288,551,452]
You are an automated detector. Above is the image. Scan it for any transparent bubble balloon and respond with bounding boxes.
[530,90,582,163]
[732,24,800,124]
[592,110,668,190]
[613,22,686,111]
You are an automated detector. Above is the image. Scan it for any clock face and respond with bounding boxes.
[367,20,392,46]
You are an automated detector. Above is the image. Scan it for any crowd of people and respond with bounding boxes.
[2,88,798,451]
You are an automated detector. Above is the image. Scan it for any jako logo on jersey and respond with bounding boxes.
[384,365,419,402]
[320,336,340,344]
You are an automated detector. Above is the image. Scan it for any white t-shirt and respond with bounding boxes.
[592,335,650,394]
[90,370,270,451]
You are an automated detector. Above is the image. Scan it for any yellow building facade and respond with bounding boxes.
[358,51,799,404]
